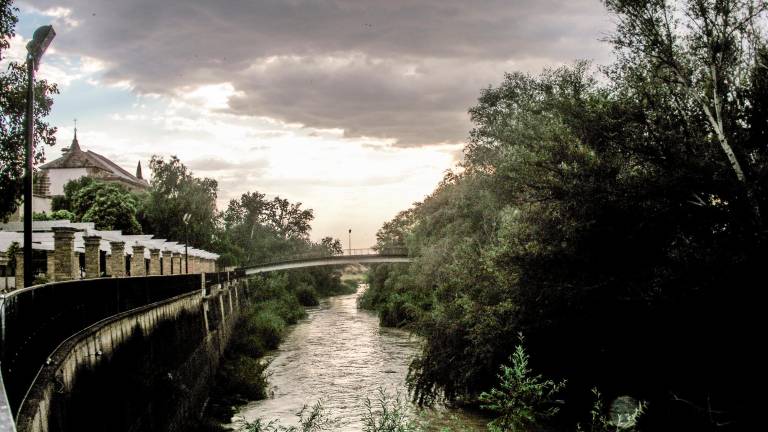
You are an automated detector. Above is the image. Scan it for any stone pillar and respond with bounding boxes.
[149,248,161,275]
[172,253,181,274]
[53,227,78,282]
[110,241,126,277]
[162,251,172,275]
[72,252,80,279]
[14,250,24,289]
[46,250,56,282]
[83,235,102,279]
[131,244,146,276]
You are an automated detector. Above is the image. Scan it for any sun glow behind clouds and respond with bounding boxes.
[6,34,456,247]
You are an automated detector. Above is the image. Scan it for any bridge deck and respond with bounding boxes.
[242,250,411,274]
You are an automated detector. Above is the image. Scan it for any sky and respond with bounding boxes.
[7,0,613,247]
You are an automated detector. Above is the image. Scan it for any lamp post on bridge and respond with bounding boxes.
[23,25,56,288]
[348,228,351,256]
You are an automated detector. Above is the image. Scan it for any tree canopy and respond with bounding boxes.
[0,0,58,220]
[361,1,768,429]
[139,155,219,249]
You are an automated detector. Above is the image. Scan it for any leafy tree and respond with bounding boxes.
[264,197,313,241]
[0,0,58,219]
[319,237,343,255]
[76,182,142,233]
[51,176,94,211]
[51,177,142,233]
[368,2,767,429]
[140,155,218,248]
[604,0,768,227]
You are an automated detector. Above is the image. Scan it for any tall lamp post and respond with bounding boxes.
[183,213,191,273]
[348,228,352,255]
[23,25,55,288]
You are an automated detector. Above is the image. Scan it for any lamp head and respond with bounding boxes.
[26,25,56,70]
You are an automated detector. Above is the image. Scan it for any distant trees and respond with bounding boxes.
[220,190,322,266]
[362,0,768,429]
[0,0,58,220]
[139,156,218,249]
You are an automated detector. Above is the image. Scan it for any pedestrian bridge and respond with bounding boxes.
[241,248,411,274]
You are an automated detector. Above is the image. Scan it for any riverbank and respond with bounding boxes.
[193,267,357,431]
[231,282,488,431]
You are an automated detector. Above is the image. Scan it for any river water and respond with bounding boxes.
[233,286,487,431]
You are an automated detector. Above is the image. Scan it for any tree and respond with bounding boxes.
[73,182,142,233]
[220,191,316,265]
[51,177,142,233]
[319,237,343,255]
[264,197,314,241]
[51,176,94,212]
[0,0,59,219]
[140,155,218,248]
[604,0,768,226]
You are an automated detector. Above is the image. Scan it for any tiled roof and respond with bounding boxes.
[40,134,149,189]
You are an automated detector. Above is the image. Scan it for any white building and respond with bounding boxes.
[38,130,149,196]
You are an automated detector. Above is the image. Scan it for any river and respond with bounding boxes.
[233,285,487,431]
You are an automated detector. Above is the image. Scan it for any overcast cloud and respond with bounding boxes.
[25,0,612,146]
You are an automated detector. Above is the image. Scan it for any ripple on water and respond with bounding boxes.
[233,290,487,431]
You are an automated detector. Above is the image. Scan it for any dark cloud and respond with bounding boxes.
[30,0,612,146]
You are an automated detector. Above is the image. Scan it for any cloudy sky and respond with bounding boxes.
[8,0,613,247]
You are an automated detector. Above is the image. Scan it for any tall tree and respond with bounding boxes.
[0,0,58,219]
[604,0,768,226]
[140,155,218,248]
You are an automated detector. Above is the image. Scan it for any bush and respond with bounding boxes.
[295,284,319,306]
[362,388,419,432]
[217,354,269,401]
[479,338,566,432]
[248,310,286,350]
[238,401,335,431]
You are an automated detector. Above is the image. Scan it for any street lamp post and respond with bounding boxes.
[348,228,352,256]
[23,25,55,288]
[183,213,191,273]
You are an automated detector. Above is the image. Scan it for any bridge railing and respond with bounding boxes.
[203,269,246,293]
[248,247,408,267]
[0,274,203,419]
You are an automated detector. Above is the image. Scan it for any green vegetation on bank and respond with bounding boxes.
[361,1,768,430]
[200,268,354,431]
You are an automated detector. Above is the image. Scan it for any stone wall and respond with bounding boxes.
[15,278,246,432]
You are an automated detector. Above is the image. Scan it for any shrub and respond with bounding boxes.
[479,338,566,432]
[238,401,335,431]
[248,310,286,350]
[362,389,419,432]
[295,284,319,306]
[217,355,269,401]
